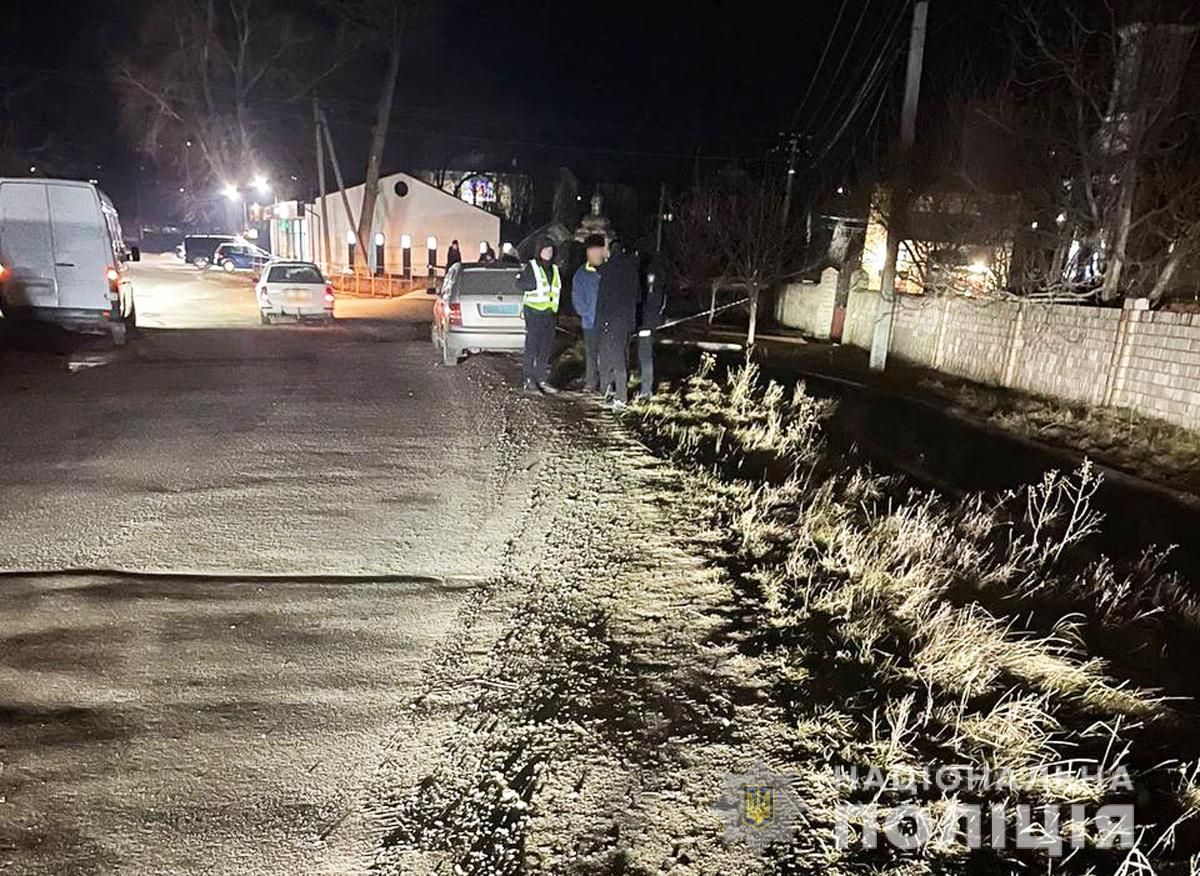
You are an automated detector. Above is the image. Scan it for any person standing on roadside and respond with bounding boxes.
[571,234,606,392]
[515,236,561,395]
[595,239,640,409]
[636,244,666,399]
[447,239,462,268]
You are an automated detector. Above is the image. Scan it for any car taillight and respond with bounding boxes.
[106,266,120,298]
[324,285,335,304]
[448,302,462,326]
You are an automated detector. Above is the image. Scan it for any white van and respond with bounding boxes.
[0,178,139,344]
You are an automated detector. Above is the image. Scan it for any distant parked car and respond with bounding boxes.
[256,261,334,324]
[181,234,236,267]
[431,262,525,367]
[212,242,271,273]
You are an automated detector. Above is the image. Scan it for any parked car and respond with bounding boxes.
[0,178,139,345]
[212,242,271,273]
[256,261,334,324]
[431,262,525,366]
[181,234,235,267]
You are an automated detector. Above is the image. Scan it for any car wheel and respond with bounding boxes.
[193,257,208,269]
[222,260,236,273]
[441,342,460,367]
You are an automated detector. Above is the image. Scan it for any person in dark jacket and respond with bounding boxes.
[595,240,640,408]
[636,247,667,399]
[571,233,606,391]
[515,236,562,395]
[447,240,462,267]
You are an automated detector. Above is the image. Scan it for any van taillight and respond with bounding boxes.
[106,267,119,283]
[448,302,462,326]
[0,262,7,279]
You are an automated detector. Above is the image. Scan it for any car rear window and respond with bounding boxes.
[267,265,324,283]
[459,269,521,295]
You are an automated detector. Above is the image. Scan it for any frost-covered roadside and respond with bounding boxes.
[362,396,777,874]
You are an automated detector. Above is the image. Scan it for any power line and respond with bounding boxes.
[801,0,910,140]
[789,0,853,129]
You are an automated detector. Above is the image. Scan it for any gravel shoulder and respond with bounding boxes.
[363,399,775,874]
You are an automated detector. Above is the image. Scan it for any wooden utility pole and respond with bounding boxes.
[313,94,332,270]
[319,109,366,265]
[781,132,800,226]
[869,0,929,372]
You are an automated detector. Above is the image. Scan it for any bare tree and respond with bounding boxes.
[671,184,806,347]
[1010,2,1198,302]
[323,0,437,267]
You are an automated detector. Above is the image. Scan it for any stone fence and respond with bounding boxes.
[775,271,1200,431]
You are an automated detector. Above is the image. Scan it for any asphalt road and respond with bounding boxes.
[0,259,540,874]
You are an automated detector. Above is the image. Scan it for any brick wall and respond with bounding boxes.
[843,288,877,349]
[775,279,1200,432]
[774,270,837,339]
[1111,311,1200,426]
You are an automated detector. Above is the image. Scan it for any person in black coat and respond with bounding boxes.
[595,240,640,407]
[447,240,462,267]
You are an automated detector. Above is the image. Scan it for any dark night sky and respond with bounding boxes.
[0,0,1009,222]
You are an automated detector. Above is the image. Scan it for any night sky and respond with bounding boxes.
[0,0,1009,223]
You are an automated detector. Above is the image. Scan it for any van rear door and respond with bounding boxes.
[47,184,110,310]
[0,181,57,308]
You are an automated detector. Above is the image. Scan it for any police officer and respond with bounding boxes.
[515,236,561,395]
[571,233,606,392]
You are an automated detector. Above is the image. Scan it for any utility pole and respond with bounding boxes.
[319,109,366,267]
[780,132,800,226]
[312,94,332,270]
[654,182,667,251]
[869,0,928,372]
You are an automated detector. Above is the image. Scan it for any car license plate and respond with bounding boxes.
[284,288,311,302]
[480,302,519,316]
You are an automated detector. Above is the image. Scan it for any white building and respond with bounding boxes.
[269,171,501,275]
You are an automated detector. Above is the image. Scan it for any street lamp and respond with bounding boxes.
[374,232,385,277]
[222,183,241,202]
[252,174,271,196]
[401,234,412,279]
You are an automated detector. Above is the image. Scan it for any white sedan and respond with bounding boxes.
[256,261,335,325]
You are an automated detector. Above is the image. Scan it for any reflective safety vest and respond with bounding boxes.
[524,261,561,312]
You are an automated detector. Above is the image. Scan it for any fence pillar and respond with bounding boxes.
[1100,301,1137,407]
[1000,302,1024,388]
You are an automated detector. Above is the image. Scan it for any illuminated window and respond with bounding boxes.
[458,175,497,207]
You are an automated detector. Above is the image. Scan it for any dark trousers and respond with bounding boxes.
[638,332,654,398]
[597,320,630,403]
[582,327,599,390]
[523,307,556,383]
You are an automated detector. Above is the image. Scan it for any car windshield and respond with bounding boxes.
[267,264,324,284]
[459,269,519,295]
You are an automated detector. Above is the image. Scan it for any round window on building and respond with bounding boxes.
[393,180,409,197]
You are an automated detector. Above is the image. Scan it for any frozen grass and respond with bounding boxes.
[627,356,1200,872]
[918,375,1200,497]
